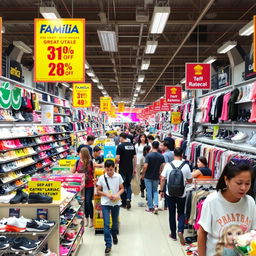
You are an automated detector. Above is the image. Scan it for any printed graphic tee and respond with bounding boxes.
[198,191,256,256]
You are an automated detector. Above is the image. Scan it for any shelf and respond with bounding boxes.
[198,85,233,98]
[2,181,28,195]
[36,143,70,153]
[0,144,37,153]
[0,152,37,164]
[35,137,70,146]
[60,192,78,214]
[199,122,256,128]
[0,170,37,186]
[66,224,84,256]
[50,149,69,157]
[39,100,71,109]
[0,161,36,174]
[200,123,232,127]
[195,137,256,154]
[235,100,252,104]
[70,234,83,256]
[37,162,54,170]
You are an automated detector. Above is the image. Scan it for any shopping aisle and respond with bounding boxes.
[78,195,186,256]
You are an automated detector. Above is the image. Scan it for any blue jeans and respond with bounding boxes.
[144,178,159,209]
[102,205,120,248]
[166,195,186,239]
[120,174,132,205]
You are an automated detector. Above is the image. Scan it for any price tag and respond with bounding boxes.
[34,19,85,82]
[73,83,91,108]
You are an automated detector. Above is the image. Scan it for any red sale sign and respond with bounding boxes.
[153,101,161,111]
[149,105,154,114]
[186,63,211,90]
[165,86,182,104]
[160,99,171,111]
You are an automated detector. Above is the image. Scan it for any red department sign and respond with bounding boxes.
[165,86,182,104]
[160,98,171,111]
[153,100,161,111]
[186,63,211,90]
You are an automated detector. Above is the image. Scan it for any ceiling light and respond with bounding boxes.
[137,75,145,83]
[204,56,216,64]
[86,69,94,77]
[92,76,99,83]
[180,78,186,84]
[239,20,254,36]
[40,6,61,19]
[149,6,170,34]
[97,30,118,52]
[141,59,150,70]
[136,84,141,91]
[145,40,158,54]
[61,82,69,88]
[1,26,5,34]
[217,41,237,54]
[134,93,138,97]
[85,60,90,69]
[13,41,32,54]
[97,83,104,90]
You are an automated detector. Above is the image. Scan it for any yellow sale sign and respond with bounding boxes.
[110,105,116,117]
[100,97,111,112]
[171,112,181,124]
[73,83,91,108]
[34,19,85,82]
[117,102,125,112]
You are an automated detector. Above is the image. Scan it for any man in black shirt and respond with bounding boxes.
[164,132,175,151]
[77,135,95,157]
[116,133,136,209]
[92,146,104,168]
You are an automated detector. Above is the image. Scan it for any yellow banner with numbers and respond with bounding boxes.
[73,83,91,108]
[100,97,111,112]
[117,102,125,112]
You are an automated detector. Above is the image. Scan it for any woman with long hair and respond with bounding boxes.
[72,147,94,228]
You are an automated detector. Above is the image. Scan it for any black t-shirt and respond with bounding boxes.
[77,144,93,158]
[94,155,104,164]
[116,142,136,175]
[198,167,212,176]
[145,152,165,180]
[164,137,175,151]
[126,134,134,144]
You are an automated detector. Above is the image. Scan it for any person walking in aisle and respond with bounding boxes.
[115,132,136,209]
[197,160,256,256]
[164,132,175,151]
[147,135,154,146]
[135,134,149,198]
[77,135,95,158]
[162,141,174,163]
[160,147,192,244]
[72,147,94,228]
[92,145,104,168]
[96,160,124,255]
[141,141,165,214]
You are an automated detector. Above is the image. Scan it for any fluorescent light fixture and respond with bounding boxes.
[97,83,104,90]
[69,88,73,91]
[149,6,170,34]
[61,82,69,88]
[239,20,254,36]
[217,41,237,54]
[86,69,94,77]
[134,93,139,97]
[85,60,90,69]
[145,40,158,54]
[91,76,99,83]
[1,26,5,34]
[137,75,145,83]
[180,78,186,84]
[204,56,216,64]
[40,6,60,19]
[141,59,150,70]
[97,30,118,52]
[13,41,32,54]
[136,84,141,91]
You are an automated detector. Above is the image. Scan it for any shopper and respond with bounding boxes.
[162,141,174,163]
[72,147,94,228]
[115,132,136,209]
[164,132,175,151]
[147,135,154,146]
[77,135,95,158]
[141,141,165,214]
[135,134,149,198]
[125,128,134,144]
[92,145,104,168]
[197,160,256,256]
[96,160,124,254]
[160,147,192,244]
[192,156,212,178]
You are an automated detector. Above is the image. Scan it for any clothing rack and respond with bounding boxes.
[193,178,218,189]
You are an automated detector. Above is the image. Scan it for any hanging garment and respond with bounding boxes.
[228,88,240,121]
[220,92,231,121]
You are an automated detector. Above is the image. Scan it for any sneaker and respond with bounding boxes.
[60,245,69,255]
[105,247,111,254]
[141,191,145,198]
[126,199,131,210]
[10,190,28,204]
[61,239,73,246]
[178,232,186,245]
[35,219,55,227]
[145,208,153,213]
[6,217,26,232]
[26,220,50,232]
[11,237,37,251]
[28,193,53,204]
[0,236,9,249]
[169,234,177,241]
[153,206,158,215]
[112,235,118,245]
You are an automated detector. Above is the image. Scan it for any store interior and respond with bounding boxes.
[0,0,255,255]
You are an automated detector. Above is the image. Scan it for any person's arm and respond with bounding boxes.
[141,163,148,179]
[197,226,207,256]
[192,169,203,178]
[71,165,76,173]
[115,155,120,164]
[159,175,166,198]
[133,155,137,175]
[96,185,112,199]
[159,163,165,174]
[111,184,125,201]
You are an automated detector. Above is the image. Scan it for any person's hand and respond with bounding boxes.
[106,193,113,199]
[111,195,119,201]
[141,174,145,180]
[160,191,165,198]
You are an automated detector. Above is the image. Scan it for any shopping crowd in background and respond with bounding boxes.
[72,126,256,256]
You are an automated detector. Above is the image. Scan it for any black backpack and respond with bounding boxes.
[167,162,186,197]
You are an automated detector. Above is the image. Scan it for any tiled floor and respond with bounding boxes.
[78,195,186,256]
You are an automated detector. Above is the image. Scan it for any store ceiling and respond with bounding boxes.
[0,0,255,106]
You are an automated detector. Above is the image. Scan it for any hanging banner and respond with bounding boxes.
[41,105,53,124]
[117,102,125,112]
[160,98,171,111]
[0,17,2,77]
[34,19,85,82]
[186,63,211,90]
[254,15,256,72]
[153,100,161,111]
[110,105,116,118]
[72,83,91,108]
[165,86,182,104]
[100,97,111,112]
[171,112,181,124]
[148,105,154,115]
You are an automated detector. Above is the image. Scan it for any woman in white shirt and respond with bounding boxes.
[198,159,256,256]
[135,134,149,197]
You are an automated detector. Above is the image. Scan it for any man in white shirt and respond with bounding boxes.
[96,160,124,254]
[160,147,192,245]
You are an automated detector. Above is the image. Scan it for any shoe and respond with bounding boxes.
[35,219,55,227]
[5,217,27,232]
[169,234,177,241]
[0,236,9,249]
[141,191,145,198]
[0,193,16,204]
[126,199,131,210]
[89,218,94,228]
[105,247,111,254]
[178,232,186,245]
[10,190,28,204]
[26,220,50,232]
[61,238,73,246]
[112,235,118,245]
[153,206,158,215]
[11,237,38,251]
[28,193,53,204]
[145,208,153,213]
[60,245,69,255]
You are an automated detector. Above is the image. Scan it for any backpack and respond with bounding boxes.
[167,161,186,197]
